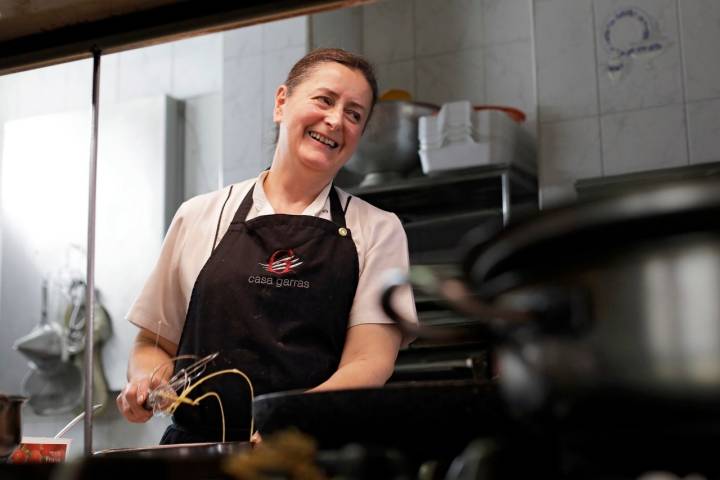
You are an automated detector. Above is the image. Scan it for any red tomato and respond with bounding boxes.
[29,449,42,463]
[9,448,26,464]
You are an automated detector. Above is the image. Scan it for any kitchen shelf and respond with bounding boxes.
[349,163,538,264]
[348,163,537,225]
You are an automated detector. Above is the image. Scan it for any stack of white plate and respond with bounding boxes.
[418,101,536,175]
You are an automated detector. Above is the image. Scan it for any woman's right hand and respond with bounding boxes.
[118,327,177,423]
[116,377,153,423]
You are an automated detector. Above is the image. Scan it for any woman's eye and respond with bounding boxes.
[316,96,332,105]
[347,111,362,123]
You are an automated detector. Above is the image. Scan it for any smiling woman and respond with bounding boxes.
[116,48,418,445]
[269,49,377,211]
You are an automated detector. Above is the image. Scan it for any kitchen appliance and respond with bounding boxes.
[0,394,27,462]
[383,177,720,408]
[344,100,439,186]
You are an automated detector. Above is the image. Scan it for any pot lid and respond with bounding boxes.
[464,178,720,294]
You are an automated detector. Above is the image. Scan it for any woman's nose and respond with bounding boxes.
[325,107,342,130]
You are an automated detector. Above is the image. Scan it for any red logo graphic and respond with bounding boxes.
[260,249,303,275]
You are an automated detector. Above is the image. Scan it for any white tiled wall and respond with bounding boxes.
[222,18,308,185]
[222,0,537,184]
[679,1,720,102]
[309,7,363,53]
[362,0,536,124]
[534,0,720,207]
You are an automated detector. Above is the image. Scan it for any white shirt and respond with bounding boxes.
[127,171,418,347]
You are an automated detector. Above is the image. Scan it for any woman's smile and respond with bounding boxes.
[307,130,339,149]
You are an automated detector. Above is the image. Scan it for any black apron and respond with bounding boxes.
[160,183,359,444]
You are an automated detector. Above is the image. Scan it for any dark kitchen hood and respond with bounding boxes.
[0,0,373,75]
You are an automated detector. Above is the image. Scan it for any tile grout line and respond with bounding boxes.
[529,0,543,207]
[529,0,539,140]
[541,98,705,125]
[675,0,692,165]
[590,0,605,177]
[482,0,488,103]
[411,0,417,99]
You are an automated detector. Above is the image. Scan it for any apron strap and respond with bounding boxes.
[212,185,235,253]
[231,184,256,224]
[329,186,348,228]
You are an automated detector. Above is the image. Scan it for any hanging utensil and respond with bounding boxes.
[13,280,66,371]
[62,279,113,414]
[22,362,83,415]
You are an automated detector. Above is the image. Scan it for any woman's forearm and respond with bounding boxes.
[308,324,402,393]
[127,329,177,383]
[309,357,395,392]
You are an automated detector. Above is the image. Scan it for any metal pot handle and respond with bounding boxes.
[380,267,536,344]
[381,266,591,343]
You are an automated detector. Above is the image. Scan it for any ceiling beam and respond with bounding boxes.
[0,0,374,75]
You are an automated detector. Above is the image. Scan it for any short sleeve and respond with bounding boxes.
[126,201,192,345]
[348,208,418,347]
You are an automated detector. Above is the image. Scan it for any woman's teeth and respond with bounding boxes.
[308,131,338,149]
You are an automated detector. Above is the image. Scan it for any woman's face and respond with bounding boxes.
[273,62,373,177]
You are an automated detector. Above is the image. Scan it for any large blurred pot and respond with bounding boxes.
[345,100,438,186]
[382,178,720,411]
[0,394,27,461]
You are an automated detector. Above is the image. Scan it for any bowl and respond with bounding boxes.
[345,100,438,186]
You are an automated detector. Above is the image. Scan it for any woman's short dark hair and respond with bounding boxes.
[284,48,379,124]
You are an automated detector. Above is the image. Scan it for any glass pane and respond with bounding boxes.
[0,58,93,457]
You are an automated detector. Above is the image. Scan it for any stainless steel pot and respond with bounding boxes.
[0,394,27,461]
[383,178,720,411]
[344,100,438,186]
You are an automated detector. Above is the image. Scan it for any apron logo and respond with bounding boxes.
[259,249,303,275]
[249,249,310,289]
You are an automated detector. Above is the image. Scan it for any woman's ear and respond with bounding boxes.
[273,85,288,123]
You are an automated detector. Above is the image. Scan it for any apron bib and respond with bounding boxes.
[160,183,359,444]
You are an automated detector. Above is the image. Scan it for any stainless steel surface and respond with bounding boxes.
[55,404,103,439]
[575,161,720,200]
[93,441,251,459]
[566,235,720,392]
[494,234,720,408]
[471,179,720,284]
[501,172,510,226]
[345,101,439,186]
[84,48,101,456]
[0,395,27,461]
